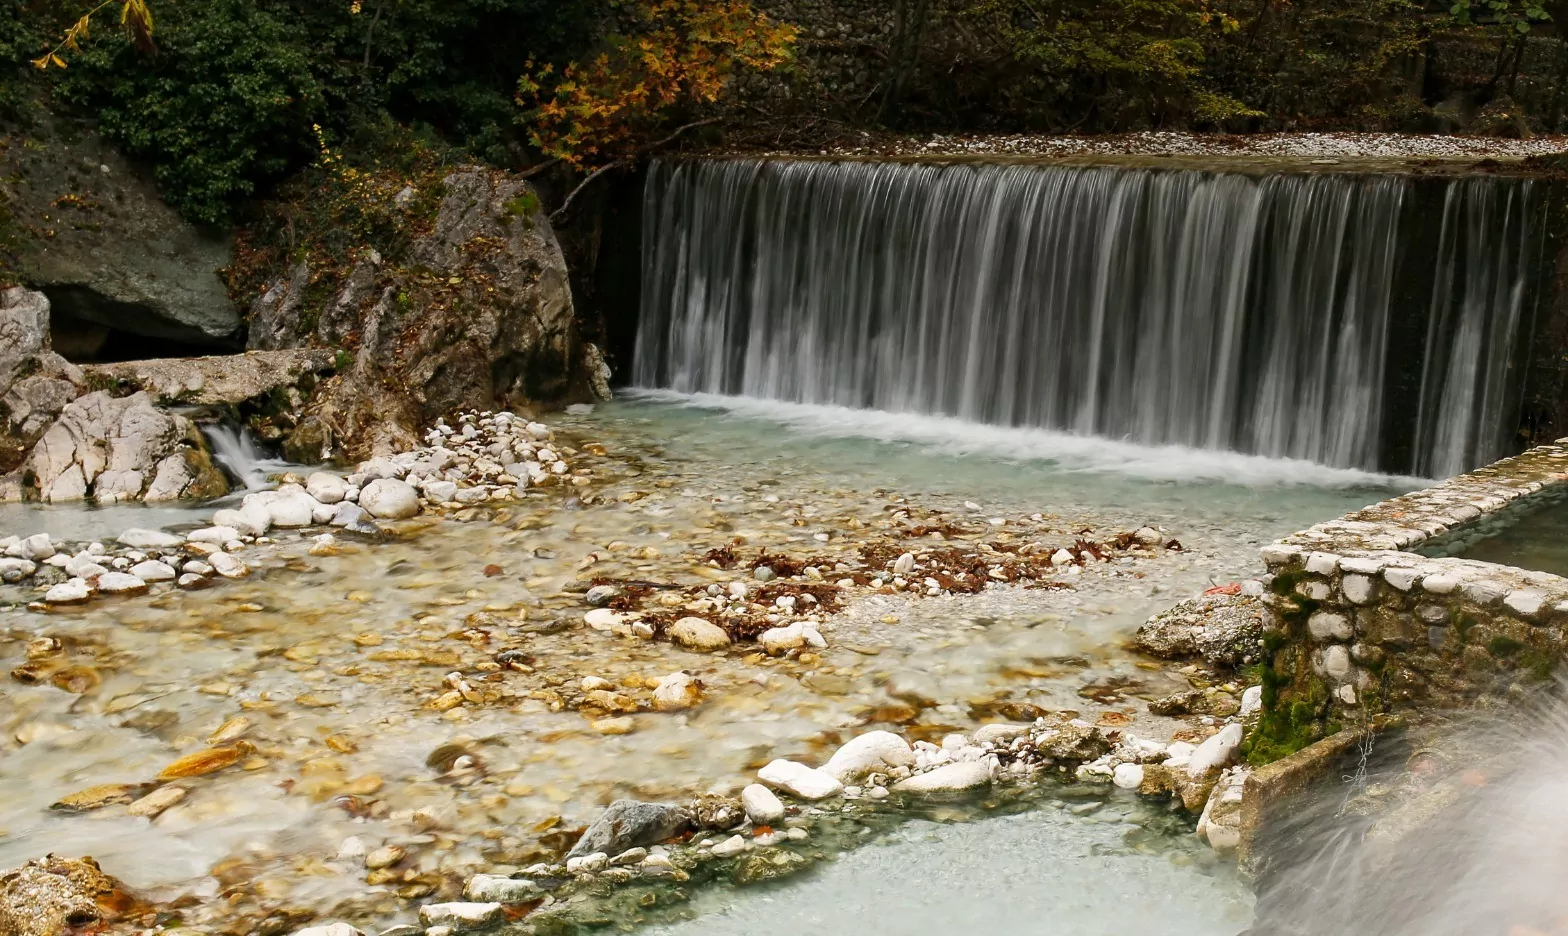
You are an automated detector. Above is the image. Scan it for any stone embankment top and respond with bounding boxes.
[701,131,1568,174]
[1266,440,1568,560]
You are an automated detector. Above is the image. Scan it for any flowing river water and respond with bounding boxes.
[0,396,1412,934]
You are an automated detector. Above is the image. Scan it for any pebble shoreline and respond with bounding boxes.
[0,411,577,610]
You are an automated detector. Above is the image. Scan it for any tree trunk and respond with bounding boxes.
[878,0,934,125]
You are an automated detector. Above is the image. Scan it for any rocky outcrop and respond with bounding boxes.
[0,289,86,474]
[0,353,83,471]
[82,349,338,408]
[3,390,228,503]
[245,168,589,460]
[1,115,240,344]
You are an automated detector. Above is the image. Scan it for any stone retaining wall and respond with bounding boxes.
[1251,439,1568,763]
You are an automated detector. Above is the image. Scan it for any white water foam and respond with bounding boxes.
[624,389,1429,490]
[201,423,294,492]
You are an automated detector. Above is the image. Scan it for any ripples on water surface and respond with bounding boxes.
[0,400,1414,932]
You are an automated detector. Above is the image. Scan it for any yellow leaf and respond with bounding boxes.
[50,54,67,69]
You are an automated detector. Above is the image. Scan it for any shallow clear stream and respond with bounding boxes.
[0,397,1412,933]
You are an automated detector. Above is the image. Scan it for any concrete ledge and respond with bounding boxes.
[1239,728,1366,862]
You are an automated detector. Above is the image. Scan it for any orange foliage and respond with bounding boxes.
[517,0,796,167]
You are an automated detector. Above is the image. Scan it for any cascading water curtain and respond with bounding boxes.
[1411,178,1537,479]
[635,158,1536,476]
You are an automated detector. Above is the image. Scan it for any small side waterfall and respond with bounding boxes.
[633,159,1540,476]
[201,423,291,491]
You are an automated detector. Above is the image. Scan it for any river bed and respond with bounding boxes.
[0,396,1410,934]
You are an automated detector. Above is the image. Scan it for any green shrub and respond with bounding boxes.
[54,0,323,225]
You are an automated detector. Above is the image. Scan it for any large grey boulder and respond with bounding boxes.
[0,354,83,464]
[5,390,228,503]
[566,800,692,860]
[1,115,240,344]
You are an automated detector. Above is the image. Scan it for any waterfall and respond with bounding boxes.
[201,423,292,491]
[634,158,1540,476]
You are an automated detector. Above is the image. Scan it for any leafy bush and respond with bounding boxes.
[54,0,323,225]
[0,0,47,120]
[34,0,604,224]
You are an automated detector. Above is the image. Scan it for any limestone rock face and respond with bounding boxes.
[6,391,227,503]
[80,349,337,409]
[248,168,580,460]
[0,287,50,355]
[0,350,85,475]
[2,115,239,343]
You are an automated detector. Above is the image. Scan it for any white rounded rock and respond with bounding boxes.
[129,560,177,582]
[209,552,249,579]
[464,874,539,904]
[289,924,364,936]
[211,509,261,536]
[710,834,747,858]
[330,502,372,528]
[668,617,731,651]
[651,672,702,711]
[741,783,786,825]
[18,533,55,560]
[96,572,148,595]
[892,761,992,793]
[417,903,504,929]
[306,472,348,504]
[187,526,240,545]
[117,528,184,549]
[585,608,627,631]
[267,493,317,528]
[1240,685,1263,718]
[359,478,420,519]
[759,623,805,655]
[44,578,92,604]
[1187,722,1244,778]
[757,759,843,800]
[1113,762,1145,789]
[0,558,36,582]
[423,480,459,504]
[823,730,916,781]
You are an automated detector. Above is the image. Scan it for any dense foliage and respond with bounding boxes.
[963,0,1256,128]
[5,0,1568,227]
[1,0,771,223]
[850,0,1568,135]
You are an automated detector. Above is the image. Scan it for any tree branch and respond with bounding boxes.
[519,156,562,179]
[546,117,726,221]
[549,159,628,221]
[643,116,726,151]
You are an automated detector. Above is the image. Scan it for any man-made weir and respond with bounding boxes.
[633,158,1545,477]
